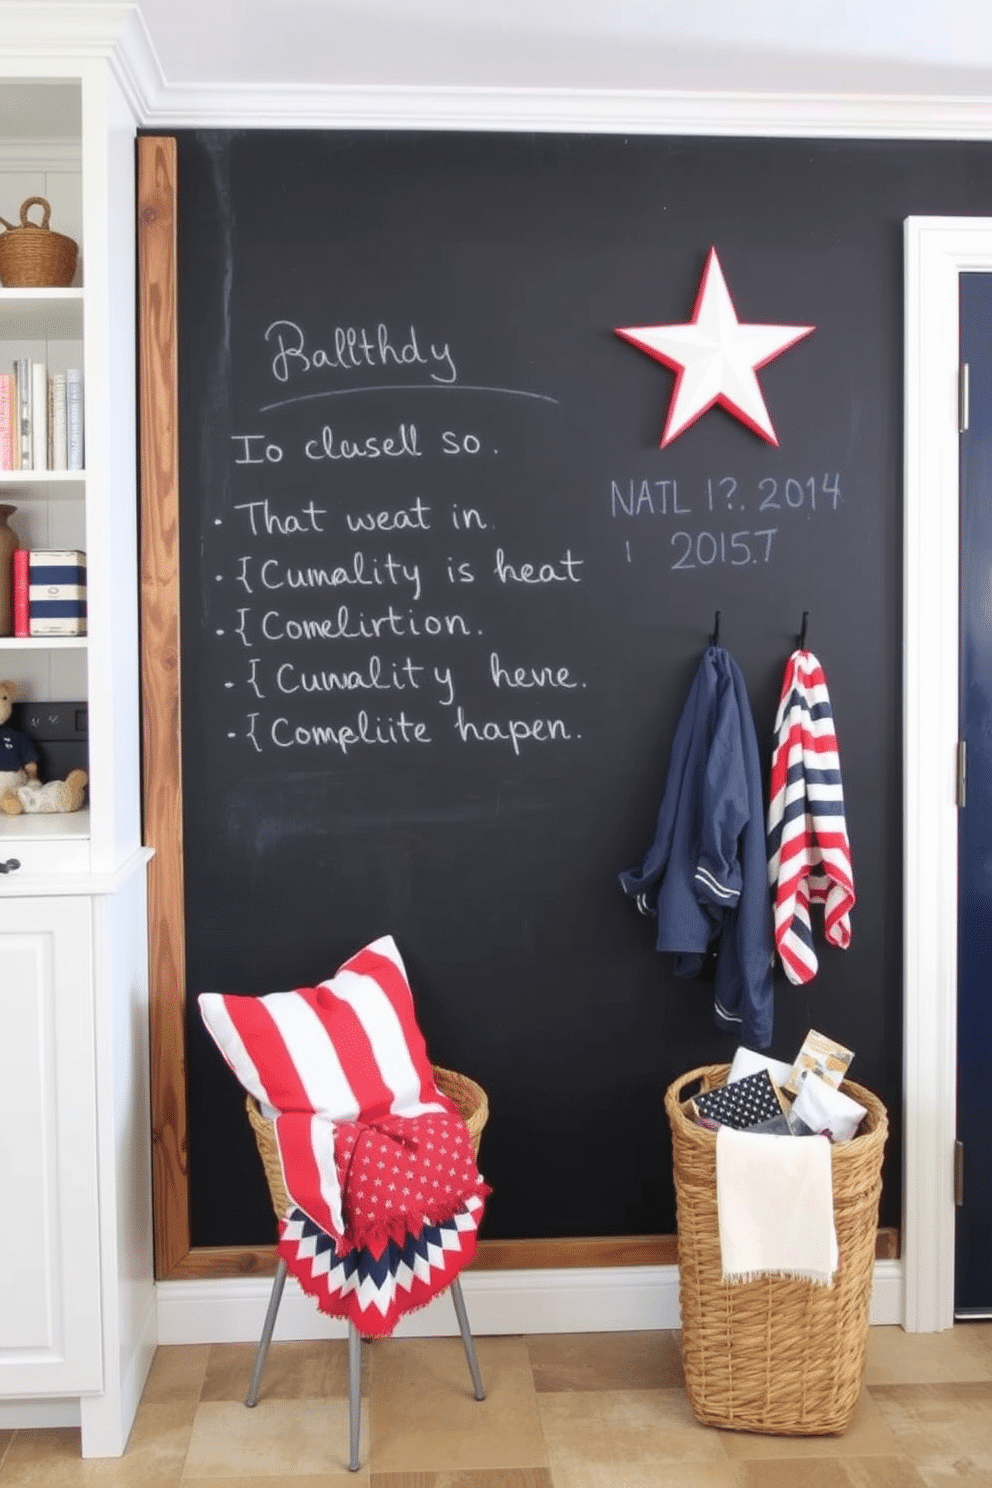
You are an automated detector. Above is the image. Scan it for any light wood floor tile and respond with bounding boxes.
[732,1455,932,1488]
[0,1404,195,1485]
[181,1399,364,1480]
[545,1461,741,1488]
[181,1479,367,1487]
[369,1472,553,1488]
[0,1434,13,1472]
[537,1386,731,1471]
[142,1346,212,1406]
[369,1337,546,1473]
[716,1389,902,1459]
[200,1340,354,1402]
[868,1382,992,1486]
[526,1330,683,1392]
[865,1324,992,1385]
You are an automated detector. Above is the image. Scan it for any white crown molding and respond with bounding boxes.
[5,5,992,139]
[1,3,139,56]
[129,79,992,138]
[0,4,163,123]
[106,6,166,126]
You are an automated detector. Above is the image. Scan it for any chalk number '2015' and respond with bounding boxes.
[671,528,777,569]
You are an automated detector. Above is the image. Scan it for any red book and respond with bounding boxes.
[0,373,13,470]
[12,548,29,637]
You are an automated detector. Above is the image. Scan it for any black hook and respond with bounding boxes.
[799,611,809,649]
[710,610,721,646]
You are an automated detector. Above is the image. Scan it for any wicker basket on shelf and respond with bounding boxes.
[0,197,78,287]
[664,1062,887,1437]
[246,1063,489,1220]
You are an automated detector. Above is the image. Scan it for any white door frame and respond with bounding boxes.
[903,216,992,1331]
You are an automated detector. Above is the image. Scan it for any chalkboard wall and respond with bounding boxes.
[173,129,992,1248]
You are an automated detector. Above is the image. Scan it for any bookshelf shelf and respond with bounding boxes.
[0,288,83,299]
[0,635,86,649]
[0,805,89,844]
[0,470,84,482]
[0,472,85,502]
[0,287,84,339]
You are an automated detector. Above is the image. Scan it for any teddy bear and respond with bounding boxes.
[0,678,39,798]
[0,680,88,816]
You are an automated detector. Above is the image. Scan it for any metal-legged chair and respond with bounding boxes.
[244,1260,485,1472]
[242,1066,488,1472]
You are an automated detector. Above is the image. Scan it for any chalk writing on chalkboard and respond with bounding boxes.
[211,318,590,764]
[264,319,460,385]
[610,472,844,569]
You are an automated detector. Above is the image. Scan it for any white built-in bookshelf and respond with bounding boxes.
[0,83,89,869]
[0,26,154,1457]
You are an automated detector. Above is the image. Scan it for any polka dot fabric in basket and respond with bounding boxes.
[690,1069,786,1130]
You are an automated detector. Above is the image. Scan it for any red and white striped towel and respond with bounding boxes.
[766,650,855,984]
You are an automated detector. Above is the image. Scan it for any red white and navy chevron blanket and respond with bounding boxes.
[278,1193,486,1338]
[766,650,855,984]
[198,936,489,1334]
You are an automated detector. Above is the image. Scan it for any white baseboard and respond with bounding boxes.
[870,1261,904,1326]
[156,1261,904,1345]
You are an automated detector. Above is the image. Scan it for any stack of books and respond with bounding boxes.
[0,362,84,471]
[11,549,87,636]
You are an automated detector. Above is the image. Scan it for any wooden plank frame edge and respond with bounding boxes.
[139,134,191,1279]
[137,135,901,1284]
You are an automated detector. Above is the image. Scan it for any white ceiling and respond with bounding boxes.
[130,0,992,97]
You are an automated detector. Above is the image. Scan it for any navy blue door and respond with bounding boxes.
[957,273,992,1316]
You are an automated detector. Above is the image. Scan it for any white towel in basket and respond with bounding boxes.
[716,1127,838,1286]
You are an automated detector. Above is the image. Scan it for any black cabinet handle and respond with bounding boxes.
[0,859,21,874]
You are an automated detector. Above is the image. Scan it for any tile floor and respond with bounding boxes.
[1,1323,991,1486]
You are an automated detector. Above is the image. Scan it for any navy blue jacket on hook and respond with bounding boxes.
[619,644,775,1049]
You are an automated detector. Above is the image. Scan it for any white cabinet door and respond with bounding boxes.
[0,896,102,1397]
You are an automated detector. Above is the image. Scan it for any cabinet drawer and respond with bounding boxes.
[0,814,91,879]
[0,897,102,1397]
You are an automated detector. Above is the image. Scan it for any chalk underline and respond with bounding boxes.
[258,382,560,413]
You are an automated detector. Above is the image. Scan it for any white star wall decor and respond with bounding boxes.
[615,247,815,448]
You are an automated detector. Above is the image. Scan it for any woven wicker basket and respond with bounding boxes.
[665,1062,887,1437]
[0,197,78,287]
[246,1064,489,1220]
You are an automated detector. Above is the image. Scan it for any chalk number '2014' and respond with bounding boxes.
[757,474,841,511]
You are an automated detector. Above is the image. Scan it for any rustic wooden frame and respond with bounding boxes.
[137,135,898,1281]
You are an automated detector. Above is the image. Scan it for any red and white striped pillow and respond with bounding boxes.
[198,935,451,1122]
